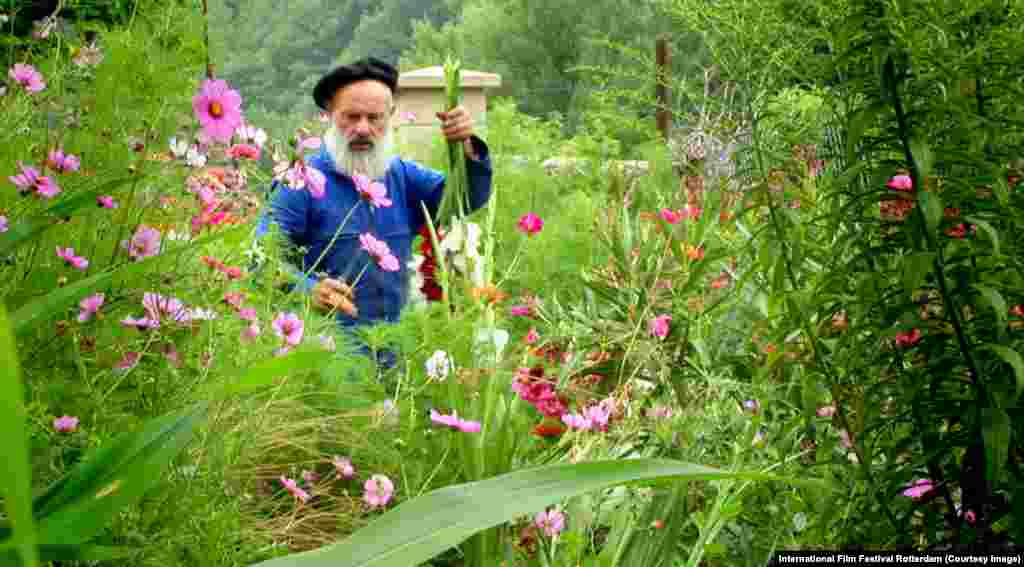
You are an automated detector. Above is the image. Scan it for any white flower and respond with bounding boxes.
[440,220,482,258]
[186,146,207,169]
[186,308,218,321]
[167,230,192,242]
[425,350,452,381]
[474,327,509,360]
[236,124,268,148]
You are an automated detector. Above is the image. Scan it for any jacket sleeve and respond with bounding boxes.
[406,135,493,234]
[254,182,319,294]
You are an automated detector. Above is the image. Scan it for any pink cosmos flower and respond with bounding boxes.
[56,247,88,270]
[227,144,260,161]
[681,205,703,219]
[964,510,976,524]
[279,476,311,503]
[238,307,258,322]
[122,225,161,260]
[47,149,80,173]
[353,174,392,208]
[430,409,482,433]
[816,404,836,418]
[9,63,45,93]
[583,404,611,431]
[659,208,681,224]
[901,478,935,500]
[53,415,79,433]
[378,253,400,272]
[0,215,7,233]
[561,413,592,431]
[359,233,390,257]
[77,293,104,322]
[525,328,540,344]
[534,509,565,537]
[895,328,922,348]
[517,212,544,236]
[510,305,532,317]
[192,79,244,143]
[143,292,192,325]
[649,314,671,339]
[333,456,355,478]
[363,474,394,508]
[9,162,60,199]
[97,195,118,209]
[240,321,260,342]
[115,351,141,370]
[272,312,304,346]
[887,174,913,192]
[121,316,160,331]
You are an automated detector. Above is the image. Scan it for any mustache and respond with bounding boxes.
[348,137,374,147]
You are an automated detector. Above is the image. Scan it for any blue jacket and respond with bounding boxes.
[256,135,493,328]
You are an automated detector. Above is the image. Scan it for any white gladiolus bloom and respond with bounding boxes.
[425,350,452,381]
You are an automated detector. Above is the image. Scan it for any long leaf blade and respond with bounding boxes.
[253,459,822,567]
[0,306,38,567]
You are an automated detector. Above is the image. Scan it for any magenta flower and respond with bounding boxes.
[359,233,400,271]
[192,79,243,143]
[240,321,260,342]
[53,415,79,433]
[47,149,80,173]
[509,305,532,317]
[275,161,327,199]
[582,403,611,431]
[363,474,394,508]
[534,509,565,537]
[525,327,540,344]
[895,328,922,348]
[887,174,913,192]
[378,253,400,272]
[0,215,7,233]
[122,225,161,260]
[517,212,544,236]
[227,143,260,161]
[114,351,141,370]
[648,314,671,339]
[56,247,89,270]
[659,208,681,224]
[353,174,392,208]
[9,63,45,93]
[238,307,258,322]
[333,455,356,479]
[272,312,304,346]
[561,413,592,431]
[77,293,104,322]
[97,195,118,209]
[121,316,160,331]
[279,476,311,503]
[901,478,935,500]
[9,162,60,199]
[964,510,977,524]
[430,409,482,433]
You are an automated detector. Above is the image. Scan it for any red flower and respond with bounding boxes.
[895,328,922,349]
[532,418,566,438]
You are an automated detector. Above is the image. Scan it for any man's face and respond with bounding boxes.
[329,80,392,153]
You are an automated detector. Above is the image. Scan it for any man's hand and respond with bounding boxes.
[437,106,479,160]
[313,278,357,317]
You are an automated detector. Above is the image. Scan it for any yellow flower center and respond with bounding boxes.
[209,101,224,118]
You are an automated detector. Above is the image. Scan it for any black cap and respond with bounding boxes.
[313,57,398,111]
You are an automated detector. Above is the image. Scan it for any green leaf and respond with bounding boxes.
[902,252,934,297]
[910,138,934,180]
[966,217,1001,257]
[982,407,1010,486]
[12,226,246,335]
[252,459,823,567]
[0,543,134,563]
[0,176,138,256]
[0,306,38,567]
[205,348,334,397]
[974,285,1008,332]
[981,345,1024,399]
[918,191,943,236]
[31,404,206,544]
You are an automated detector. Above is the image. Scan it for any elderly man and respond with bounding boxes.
[259,57,492,338]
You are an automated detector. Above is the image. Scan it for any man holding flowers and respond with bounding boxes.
[260,57,493,332]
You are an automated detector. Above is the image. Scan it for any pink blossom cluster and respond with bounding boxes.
[359,233,400,272]
[561,400,613,432]
[429,409,482,433]
[121,292,215,331]
[353,174,392,208]
[512,366,568,418]
[271,312,304,356]
[56,246,89,271]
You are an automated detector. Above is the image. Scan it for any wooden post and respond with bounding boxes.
[656,34,671,142]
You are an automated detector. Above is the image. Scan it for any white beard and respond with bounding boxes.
[323,125,396,180]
